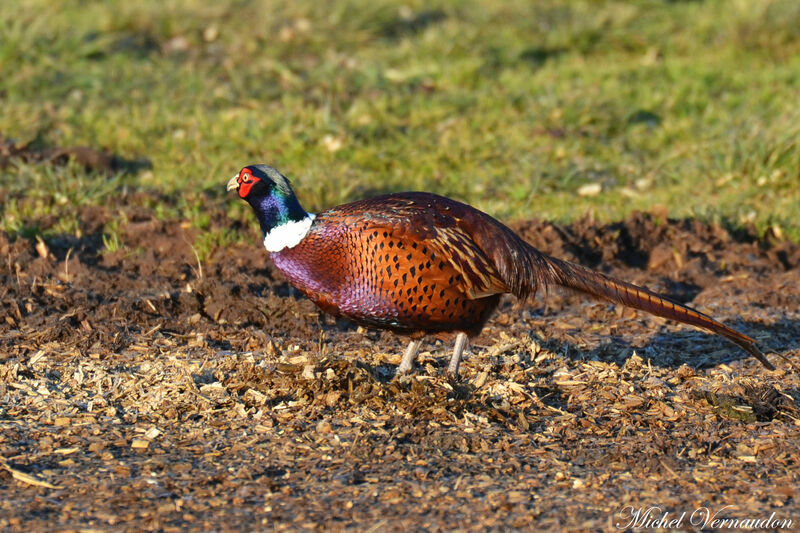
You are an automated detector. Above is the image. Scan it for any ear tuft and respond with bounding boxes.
[252,165,294,197]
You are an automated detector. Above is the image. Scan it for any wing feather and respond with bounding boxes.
[322,193,510,300]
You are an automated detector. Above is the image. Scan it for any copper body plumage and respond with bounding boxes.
[229,164,776,377]
[271,193,534,338]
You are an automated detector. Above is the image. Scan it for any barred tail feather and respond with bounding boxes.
[539,255,776,370]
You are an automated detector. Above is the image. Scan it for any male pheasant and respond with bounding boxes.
[228,164,776,377]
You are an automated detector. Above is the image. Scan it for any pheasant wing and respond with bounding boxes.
[335,193,509,300]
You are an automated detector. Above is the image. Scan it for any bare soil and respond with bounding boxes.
[1,196,799,531]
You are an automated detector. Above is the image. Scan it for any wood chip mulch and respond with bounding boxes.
[1,202,798,531]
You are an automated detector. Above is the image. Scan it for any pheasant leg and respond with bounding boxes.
[397,339,422,376]
[447,332,469,377]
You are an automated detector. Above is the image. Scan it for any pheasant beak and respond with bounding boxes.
[226,175,240,192]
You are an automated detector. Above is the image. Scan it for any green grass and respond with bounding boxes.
[2,0,799,244]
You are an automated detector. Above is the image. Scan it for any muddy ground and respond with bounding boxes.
[1,193,799,531]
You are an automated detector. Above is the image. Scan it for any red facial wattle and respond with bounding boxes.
[238,169,260,198]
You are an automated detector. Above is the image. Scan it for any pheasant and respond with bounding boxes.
[228,164,777,377]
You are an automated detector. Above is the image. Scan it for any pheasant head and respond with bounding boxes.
[227,164,315,252]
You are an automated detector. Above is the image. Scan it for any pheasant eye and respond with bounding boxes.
[241,174,250,182]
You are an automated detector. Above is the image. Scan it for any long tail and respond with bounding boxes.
[539,255,777,370]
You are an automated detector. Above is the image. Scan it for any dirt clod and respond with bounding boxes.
[0,134,151,173]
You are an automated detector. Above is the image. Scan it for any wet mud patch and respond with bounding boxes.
[1,197,799,530]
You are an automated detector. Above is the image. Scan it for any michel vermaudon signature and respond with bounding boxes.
[615,505,794,530]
